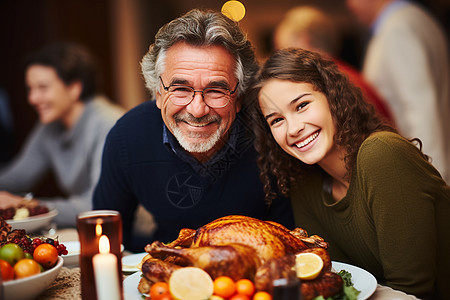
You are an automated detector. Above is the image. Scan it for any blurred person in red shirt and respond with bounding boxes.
[273,5,395,125]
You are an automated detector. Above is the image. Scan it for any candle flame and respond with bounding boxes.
[98,235,110,254]
[95,223,102,236]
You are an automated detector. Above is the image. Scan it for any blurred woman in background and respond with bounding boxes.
[0,42,124,227]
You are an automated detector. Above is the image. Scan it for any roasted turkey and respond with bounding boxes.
[138,215,342,299]
[150,215,325,263]
[146,241,260,280]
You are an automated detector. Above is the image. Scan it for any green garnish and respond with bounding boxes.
[313,269,361,300]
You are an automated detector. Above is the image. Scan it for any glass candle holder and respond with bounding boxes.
[77,210,123,300]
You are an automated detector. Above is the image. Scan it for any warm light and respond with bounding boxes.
[95,223,102,236]
[221,1,246,22]
[98,235,110,254]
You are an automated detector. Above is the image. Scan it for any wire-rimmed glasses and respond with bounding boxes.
[159,76,239,108]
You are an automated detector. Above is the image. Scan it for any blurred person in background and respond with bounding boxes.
[0,42,124,227]
[346,0,450,184]
[273,5,394,125]
[93,9,295,252]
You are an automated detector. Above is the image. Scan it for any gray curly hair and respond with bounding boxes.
[140,9,259,99]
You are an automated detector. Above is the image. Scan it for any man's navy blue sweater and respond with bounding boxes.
[93,101,294,252]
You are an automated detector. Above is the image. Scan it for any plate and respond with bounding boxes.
[4,256,63,300]
[62,241,81,267]
[124,262,378,300]
[122,252,148,273]
[62,241,125,267]
[332,261,377,300]
[7,209,58,233]
[124,271,146,300]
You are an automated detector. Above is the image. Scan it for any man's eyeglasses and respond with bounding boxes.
[159,76,239,108]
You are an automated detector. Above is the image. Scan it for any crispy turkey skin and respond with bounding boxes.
[139,215,342,299]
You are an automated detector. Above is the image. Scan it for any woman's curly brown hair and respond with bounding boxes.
[247,48,396,202]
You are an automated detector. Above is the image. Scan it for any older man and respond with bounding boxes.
[93,9,294,252]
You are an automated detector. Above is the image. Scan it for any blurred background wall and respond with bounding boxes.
[1,0,448,158]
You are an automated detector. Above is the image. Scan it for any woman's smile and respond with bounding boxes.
[259,79,336,166]
[294,130,320,149]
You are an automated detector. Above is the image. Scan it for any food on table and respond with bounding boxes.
[0,216,67,280]
[0,199,49,221]
[253,291,272,300]
[138,257,182,291]
[209,296,226,300]
[230,294,251,300]
[0,242,25,266]
[161,215,327,261]
[13,258,41,278]
[168,267,214,300]
[137,215,345,299]
[235,278,255,297]
[149,281,171,300]
[147,242,260,281]
[33,243,59,269]
[301,272,345,300]
[0,258,14,281]
[213,276,236,298]
[295,252,324,280]
[0,217,67,256]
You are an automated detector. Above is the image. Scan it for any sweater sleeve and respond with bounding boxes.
[357,133,441,297]
[93,120,138,250]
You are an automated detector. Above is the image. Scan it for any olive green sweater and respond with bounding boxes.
[291,131,450,299]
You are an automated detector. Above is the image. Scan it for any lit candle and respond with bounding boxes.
[93,235,121,300]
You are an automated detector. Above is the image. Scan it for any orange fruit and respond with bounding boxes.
[150,282,172,300]
[235,279,255,296]
[0,259,14,281]
[33,243,58,269]
[253,291,272,300]
[213,276,236,298]
[13,258,41,279]
[230,294,251,300]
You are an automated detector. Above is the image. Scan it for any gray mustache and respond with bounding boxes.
[174,113,221,125]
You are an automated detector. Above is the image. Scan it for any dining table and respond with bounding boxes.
[35,228,420,300]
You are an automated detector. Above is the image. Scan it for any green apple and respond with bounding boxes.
[0,243,25,266]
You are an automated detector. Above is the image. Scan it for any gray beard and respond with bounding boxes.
[172,126,222,153]
[171,113,222,153]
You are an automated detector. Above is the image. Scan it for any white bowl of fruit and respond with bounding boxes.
[0,236,67,300]
[3,201,58,234]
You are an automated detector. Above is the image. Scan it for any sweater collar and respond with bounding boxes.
[58,98,94,146]
[162,114,245,176]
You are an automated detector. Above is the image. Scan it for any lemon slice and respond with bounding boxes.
[169,267,214,300]
[295,252,324,280]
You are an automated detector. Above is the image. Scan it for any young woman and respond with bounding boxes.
[250,48,449,299]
